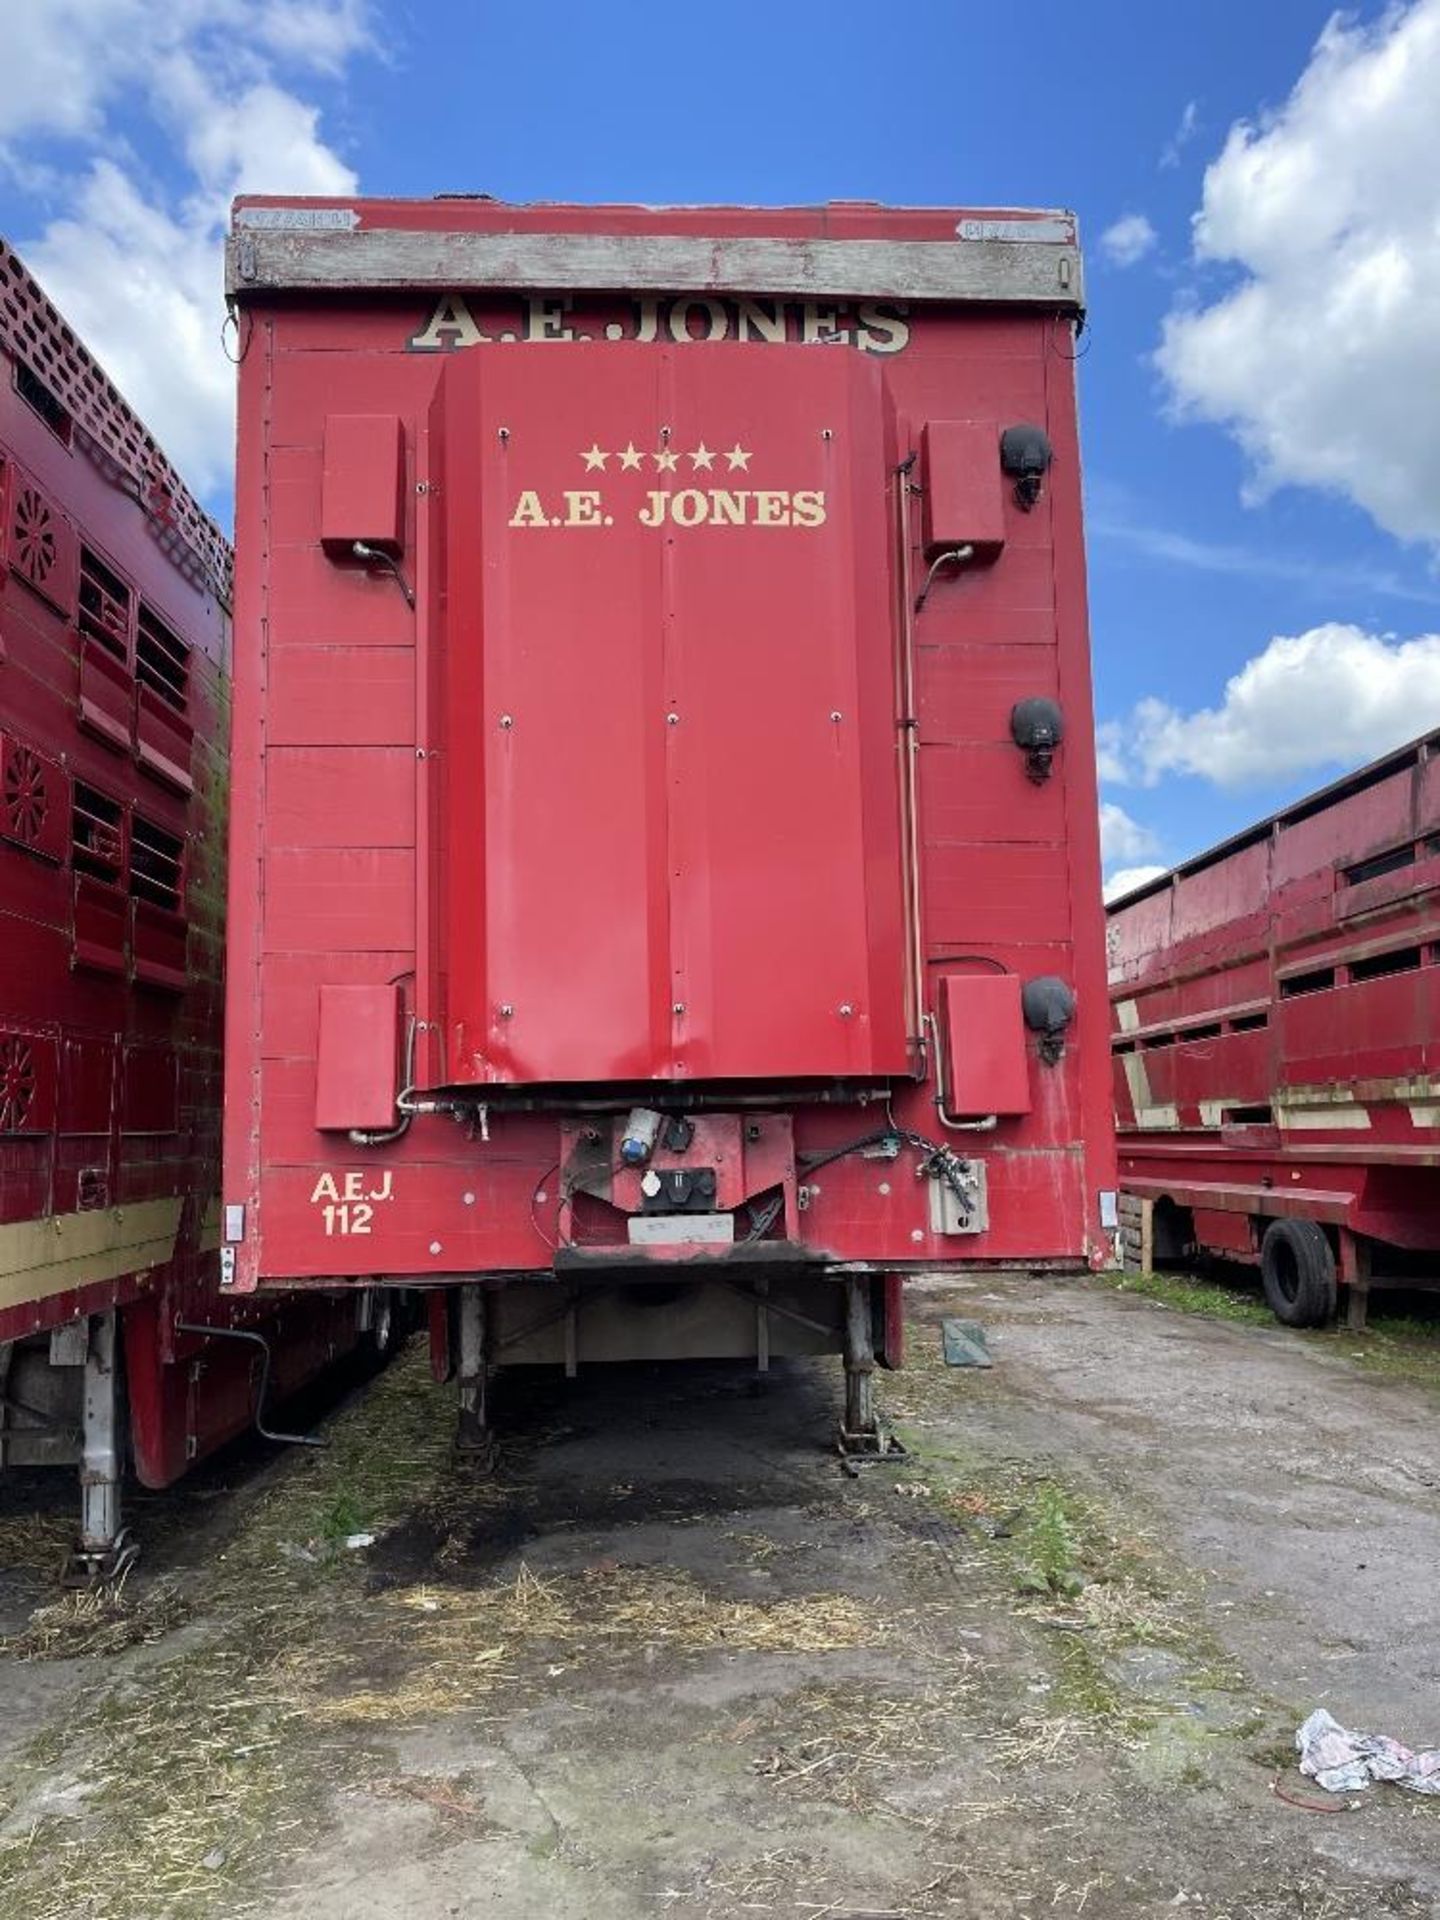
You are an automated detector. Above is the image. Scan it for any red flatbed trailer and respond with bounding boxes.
[1107,730,1440,1329]
[0,240,370,1575]
[222,197,1113,1445]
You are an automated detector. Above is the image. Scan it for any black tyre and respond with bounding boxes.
[1260,1218,1336,1327]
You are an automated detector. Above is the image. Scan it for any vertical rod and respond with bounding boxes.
[78,1312,122,1556]
[456,1287,489,1450]
[893,465,926,1054]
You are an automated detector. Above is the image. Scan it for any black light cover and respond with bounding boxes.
[1022,975,1076,1065]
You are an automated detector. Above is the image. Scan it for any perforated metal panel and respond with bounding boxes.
[0,240,231,606]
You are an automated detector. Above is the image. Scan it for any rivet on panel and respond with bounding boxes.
[667,713,680,726]
[672,1003,686,1017]
[499,714,514,729]
[910,1229,925,1243]
[822,428,833,441]
[830,711,843,723]
[429,1241,443,1255]
[462,1191,476,1206]
[838,1003,854,1018]
[878,1181,891,1196]
[498,426,510,441]
[499,1004,514,1019]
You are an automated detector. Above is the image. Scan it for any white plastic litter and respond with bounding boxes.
[1296,1708,1440,1796]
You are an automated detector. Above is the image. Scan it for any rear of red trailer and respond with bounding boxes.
[1108,730,1440,1327]
[222,199,1113,1444]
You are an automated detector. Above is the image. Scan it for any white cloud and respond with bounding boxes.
[1104,866,1167,904]
[1160,99,1199,170]
[1095,725,1127,785]
[0,3,371,143]
[1099,800,1159,867]
[1158,0,1440,546]
[4,3,368,501]
[1087,486,1440,609]
[1104,622,1440,788]
[1099,213,1157,269]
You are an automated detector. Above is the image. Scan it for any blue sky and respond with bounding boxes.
[4,0,1439,891]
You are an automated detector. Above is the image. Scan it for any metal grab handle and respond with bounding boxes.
[174,1323,327,1448]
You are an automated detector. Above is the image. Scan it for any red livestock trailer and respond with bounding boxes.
[1108,730,1440,1329]
[0,240,372,1577]
[221,197,1114,1448]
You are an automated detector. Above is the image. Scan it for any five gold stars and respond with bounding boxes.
[577,442,750,472]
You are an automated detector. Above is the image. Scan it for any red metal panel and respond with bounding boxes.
[321,413,406,552]
[131,899,187,991]
[263,847,415,952]
[265,747,415,848]
[0,732,68,863]
[939,973,1031,1115]
[59,1036,114,1133]
[0,1025,58,1135]
[268,647,416,746]
[3,466,78,616]
[315,982,401,1130]
[439,343,907,1085]
[78,636,133,752]
[921,421,1004,556]
[121,1044,178,1132]
[135,684,194,795]
[73,873,126,975]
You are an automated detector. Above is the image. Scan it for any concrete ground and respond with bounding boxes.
[2,1271,1439,1919]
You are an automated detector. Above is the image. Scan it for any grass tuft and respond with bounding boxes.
[1099,1269,1274,1326]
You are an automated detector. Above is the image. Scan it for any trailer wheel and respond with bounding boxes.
[1260,1219,1336,1327]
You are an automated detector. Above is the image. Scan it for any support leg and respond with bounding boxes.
[842,1277,877,1440]
[1340,1230,1372,1332]
[71,1313,135,1584]
[837,1277,906,1464]
[456,1288,492,1456]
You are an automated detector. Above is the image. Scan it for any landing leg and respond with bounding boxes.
[838,1277,903,1462]
[1340,1230,1372,1332]
[843,1276,876,1438]
[456,1288,494,1459]
[69,1313,135,1585]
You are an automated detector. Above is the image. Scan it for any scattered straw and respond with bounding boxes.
[742,1668,978,1812]
[3,1580,191,1661]
[397,1561,885,1656]
[0,1513,75,1583]
[307,1562,889,1729]
[985,1712,1114,1769]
